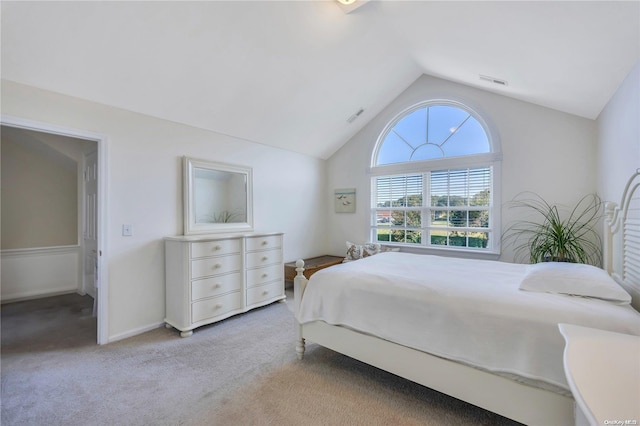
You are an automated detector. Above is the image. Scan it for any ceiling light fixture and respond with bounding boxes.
[335,0,369,13]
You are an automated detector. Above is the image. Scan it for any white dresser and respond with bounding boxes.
[165,232,285,337]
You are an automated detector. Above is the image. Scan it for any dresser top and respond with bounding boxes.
[165,232,283,242]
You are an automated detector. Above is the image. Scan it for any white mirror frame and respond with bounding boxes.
[183,156,253,235]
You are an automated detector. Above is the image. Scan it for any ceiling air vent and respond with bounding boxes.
[480,75,508,86]
[347,108,365,124]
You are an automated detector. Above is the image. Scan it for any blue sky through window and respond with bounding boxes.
[377,104,490,165]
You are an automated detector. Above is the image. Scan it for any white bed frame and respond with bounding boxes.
[604,169,640,312]
[293,170,640,426]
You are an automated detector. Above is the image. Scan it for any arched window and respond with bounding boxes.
[370,101,501,254]
[375,104,490,164]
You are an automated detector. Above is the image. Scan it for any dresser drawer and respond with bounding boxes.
[191,239,241,259]
[192,291,242,323]
[246,264,283,287]
[246,235,281,252]
[191,254,241,279]
[247,281,283,306]
[246,249,282,269]
[191,273,242,301]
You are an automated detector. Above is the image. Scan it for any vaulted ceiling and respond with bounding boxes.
[2,1,638,159]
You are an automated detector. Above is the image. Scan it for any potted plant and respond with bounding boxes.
[502,192,602,266]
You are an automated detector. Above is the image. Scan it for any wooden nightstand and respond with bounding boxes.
[284,255,344,282]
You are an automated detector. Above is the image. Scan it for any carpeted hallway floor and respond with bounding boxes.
[1,291,521,425]
[1,293,97,352]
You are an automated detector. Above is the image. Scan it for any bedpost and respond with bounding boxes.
[603,201,617,274]
[293,259,307,360]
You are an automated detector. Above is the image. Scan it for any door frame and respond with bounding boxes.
[1,114,109,345]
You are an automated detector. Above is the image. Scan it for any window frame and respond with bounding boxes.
[369,100,502,257]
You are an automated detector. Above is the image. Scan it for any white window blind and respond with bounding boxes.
[372,167,493,250]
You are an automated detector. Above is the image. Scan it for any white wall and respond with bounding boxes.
[1,246,80,301]
[325,74,597,262]
[597,61,640,204]
[1,80,327,341]
[1,128,89,301]
[1,129,78,249]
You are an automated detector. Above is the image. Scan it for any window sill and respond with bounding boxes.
[382,243,501,261]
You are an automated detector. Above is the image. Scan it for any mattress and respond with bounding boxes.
[297,252,640,391]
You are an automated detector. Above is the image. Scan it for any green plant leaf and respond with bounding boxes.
[502,192,602,265]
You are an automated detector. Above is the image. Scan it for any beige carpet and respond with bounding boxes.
[1,291,521,426]
[211,347,521,426]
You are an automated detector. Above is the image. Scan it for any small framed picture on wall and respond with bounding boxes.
[335,188,356,213]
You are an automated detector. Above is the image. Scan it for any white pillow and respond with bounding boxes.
[519,262,631,304]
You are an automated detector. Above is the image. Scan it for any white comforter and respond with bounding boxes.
[297,252,640,391]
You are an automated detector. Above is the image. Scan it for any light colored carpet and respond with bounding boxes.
[1,291,521,425]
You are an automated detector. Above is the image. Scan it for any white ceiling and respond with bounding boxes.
[2,1,639,159]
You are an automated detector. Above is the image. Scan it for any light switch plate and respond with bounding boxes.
[122,224,133,236]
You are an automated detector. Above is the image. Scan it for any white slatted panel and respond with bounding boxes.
[605,172,640,309]
[623,201,640,287]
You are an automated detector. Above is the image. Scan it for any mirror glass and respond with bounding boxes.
[183,157,253,234]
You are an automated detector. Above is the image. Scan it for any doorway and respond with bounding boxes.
[0,116,108,344]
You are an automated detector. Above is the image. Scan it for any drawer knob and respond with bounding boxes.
[262,290,269,295]
[214,303,222,309]
[214,284,221,289]
[261,240,269,246]
[214,245,221,251]
[262,273,268,278]
[213,264,221,269]
[261,256,268,262]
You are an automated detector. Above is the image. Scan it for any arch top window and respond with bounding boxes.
[375,103,491,166]
[370,100,500,255]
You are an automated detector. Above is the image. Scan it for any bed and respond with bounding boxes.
[293,170,640,426]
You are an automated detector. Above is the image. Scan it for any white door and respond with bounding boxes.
[83,150,98,301]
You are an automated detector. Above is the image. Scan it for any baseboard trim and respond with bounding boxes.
[1,289,80,304]
[108,321,166,343]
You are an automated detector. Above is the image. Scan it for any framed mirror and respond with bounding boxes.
[183,157,253,235]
